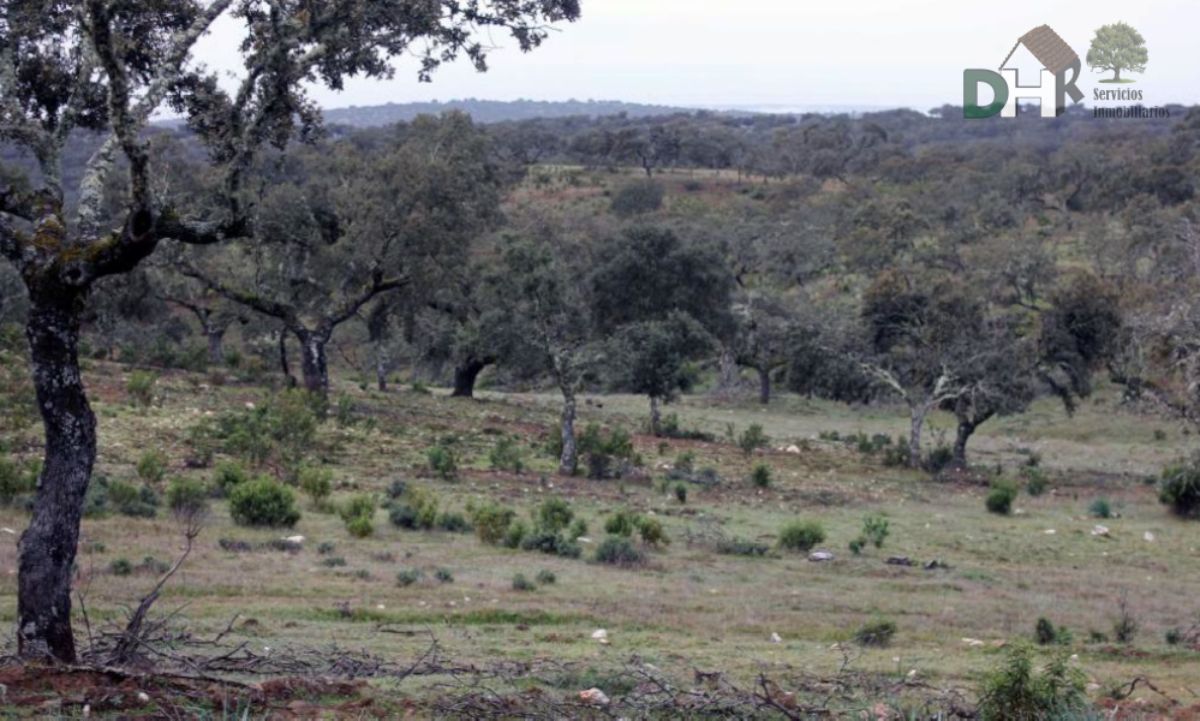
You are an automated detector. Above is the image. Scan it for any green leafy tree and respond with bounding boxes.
[1087,22,1148,83]
[0,0,579,662]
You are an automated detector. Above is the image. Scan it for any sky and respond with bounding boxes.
[192,0,1200,112]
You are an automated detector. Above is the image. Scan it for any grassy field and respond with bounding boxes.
[1,361,1198,716]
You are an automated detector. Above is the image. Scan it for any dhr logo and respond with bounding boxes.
[963,25,1084,118]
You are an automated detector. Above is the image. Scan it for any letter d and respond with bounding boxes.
[963,70,1008,119]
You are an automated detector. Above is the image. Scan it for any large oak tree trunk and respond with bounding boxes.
[649,395,662,437]
[952,419,975,469]
[296,330,330,397]
[451,357,491,398]
[757,366,771,405]
[206,328,225,367]
[18,288,95,662]
[278,329,296,387]
[711,346,739,399]
[908,406,926,470]
[558,388,577,476]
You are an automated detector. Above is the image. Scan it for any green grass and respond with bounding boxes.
[0,360,1196,713]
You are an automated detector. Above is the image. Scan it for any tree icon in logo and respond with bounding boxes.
[1086,22,1147,83]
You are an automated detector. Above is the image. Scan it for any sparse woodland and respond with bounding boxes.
[2,1,1200,717]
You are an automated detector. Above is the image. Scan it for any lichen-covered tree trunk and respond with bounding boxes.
[649,395,662,436]
[711,346,740,399]
[278,329,296,387]
[908,406,926,470]
[296,329,330,397]
[558,388,577,476]
[375,348,389,392]
[206,328,225,367]
[18,287,95,661]
[757,366,771,405]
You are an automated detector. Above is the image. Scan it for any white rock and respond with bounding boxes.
[1143,531,1155,542]
[1091,525,1110,537]
[785,445,801,454]
[591,629,608,642]
[282,535,304,544]
[1,528,14,535]
[770,632,782,644]
[808,550,835,562]
[1044,529,1056,535]
[961,638,985,647]
[376,604,385,610]
[136,692,150,703]
[579,688,610,706]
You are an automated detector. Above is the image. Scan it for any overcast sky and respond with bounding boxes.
[194,0,1200,112]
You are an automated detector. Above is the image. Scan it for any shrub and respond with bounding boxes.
[0,455,36,505]
[986,481,1018,515]
[610,178,664,217]
[567,518,588,540]
[1035,617,1072,646]
[778,521,825,552]
[604,510,640,537]
[434,567,454,583]
[750,463,772,489]
[298,465,333,508]
[469,502,517,544]
[1159,454,1200,518]
[737,424,769,456]
[136,449,169,483]
[165,477,209,518]
[317,541,336,555]
[267,390,319,481]
[229,478,300,528]
[488,437,525,474]
[389,486,439,530]
[854,618,897,647]
[1022,467,1049,496]
[520,529,582,558]
[110,558,134,576]
[503,520,529,549]
[345,515,374,538]
[1113,597,1139,643]
[212,461,250,497]
[512,573,536,591]
[436,511,471,533]
[321,556,347,568]
[863,514,889,547]
[339,495,376,524]
[881,440,911,468]
[923,446,955,474]
[396,569,422,587]
[536,569,557,585]
[427,444,458,481]
[385,479,408,500]
[126,370,157,408]
[108,480,160,518]
[593,536,645,566]
[673,451,696,473]
[1088,498,1112,519]
[976,644,1087,721]
[535,498,574,533]
[636,516,669,547]
[184,420,218,468]
[715,538,771,557]
[673,483,687,504]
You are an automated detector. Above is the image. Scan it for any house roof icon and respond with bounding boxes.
[1000,25,1079,74]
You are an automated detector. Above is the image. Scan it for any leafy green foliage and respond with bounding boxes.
[0,455,36,506]
[854,618,897,647]
[229,478,301,528]
[488,436,525,473]
[778,521,826,552]
[593,536,645,566]
[737,424,769,456]
[427,443,459,481]
[212,461,250,498]
[512,573,536,591]
[977,644,1087,721]
[126,371,158,408]
[165,477,209,518]
[469,502,518,545]
[609,179,664,218]
[986,481,1019,515]
[1160,454,1200,518]
[299,465,333,508]
[750,463,772,489]
[135,449,169,483]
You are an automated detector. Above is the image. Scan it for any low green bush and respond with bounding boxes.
[593,536,645,566]
[126,370,157,408]
[1160,454,1200,518]
[229,478,300,528]
[165,477,209,518]
[136,449,169,483]
[299,465,333,508]
[488,437,525,474]
[986,481,1019,515]
[854,618,897,647]
[778,520,825,552]
[750,463,772,489]
[427,444,458,481]
[976,644,1087,721]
